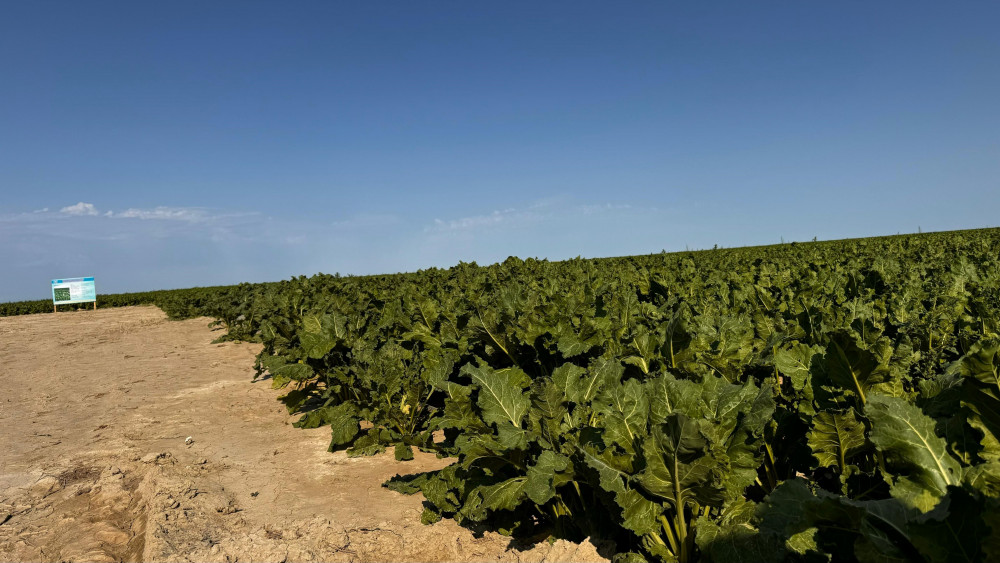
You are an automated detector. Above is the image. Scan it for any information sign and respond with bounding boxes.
[51,277,97,306]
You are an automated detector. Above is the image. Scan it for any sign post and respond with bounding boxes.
[51,277,97,312]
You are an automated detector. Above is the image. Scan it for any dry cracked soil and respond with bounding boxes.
[0,306,607,562]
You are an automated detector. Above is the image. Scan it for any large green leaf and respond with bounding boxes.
[866,395,962,510]
[758,479,921,563]
[910,487,988,563]
[823,331,891,404]
[948,338,1000,391]
[565,357,623,405]
[325,401,361,448]
[299,313,345,359]
[695,516,786,563]
[638,414,724,508]
[808,409,867,471]
[594,378,650,454]
[524,450,571,505]
[463,363,531,430]
[272,362,314,382]
[460,477,528,522]
[716,381,775,487]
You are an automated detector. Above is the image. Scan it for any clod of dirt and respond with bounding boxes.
[141,452,168,464]
[216,500,242,515]
[100,466,124,481]
[57,465,102,486]
[29,476,62,499]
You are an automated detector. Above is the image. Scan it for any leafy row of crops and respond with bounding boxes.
[5,229,997,561]
[0,285,243,317]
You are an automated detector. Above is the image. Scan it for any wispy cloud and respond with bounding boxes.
[579,203,640,215]
[330,213,399,230]
[428,208,528,231]
[426,199,654,233]
[0,204,262,246]
[60,202,99,216]
[111,206,211,222]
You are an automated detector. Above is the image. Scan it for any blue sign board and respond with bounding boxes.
[52,277,97,304]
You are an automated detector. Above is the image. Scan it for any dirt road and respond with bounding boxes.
[0,306,605,562]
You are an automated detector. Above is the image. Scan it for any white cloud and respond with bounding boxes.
[428,208,533,232]
[111,206,210,222]
[427,200,653,233]
[60,202,99,216]
[1,204,269,247]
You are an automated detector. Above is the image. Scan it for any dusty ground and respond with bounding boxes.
[0,306,606,562]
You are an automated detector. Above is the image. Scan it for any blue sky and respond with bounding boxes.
[2,2,998,301]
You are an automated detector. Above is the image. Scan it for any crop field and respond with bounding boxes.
[2,228,999,562]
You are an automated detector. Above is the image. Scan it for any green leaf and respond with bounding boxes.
[556,317,611,358]
[527,378,569,445]
[616,488,662,536]
[579,445,629,496]
[279,387,312,414]
[774,341,823,394]
[524,451,571,505]
[711,380,776,499]
[299,313,345,359]
[395,442,414,461]
[758,479,918,563]
[638,414,724,508]
[326,401,361,448]
[566,357,623,405]
[695,516,786,563]
[909,487,988,563]
[960,381,1000,462]
[948,338,1000,392]
[461,477,528,522]
[757,479,820,539]
[785,528,822,558]
[595,378,650,454]
[808,409,867,471]
[463,363,531,430]
[964,462,1000,498]
[866,395,962,510]
[823,331,890,403]
[272,362,314,382]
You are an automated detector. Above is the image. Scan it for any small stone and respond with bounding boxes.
[184,436,194,446]
[29,476,62,499]
[140,452,164,463]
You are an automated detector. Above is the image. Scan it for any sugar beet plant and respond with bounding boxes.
[153,229,1000,562]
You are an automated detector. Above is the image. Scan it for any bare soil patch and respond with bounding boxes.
[0,306,605,562]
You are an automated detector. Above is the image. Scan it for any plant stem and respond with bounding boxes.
[659,515,679,555]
